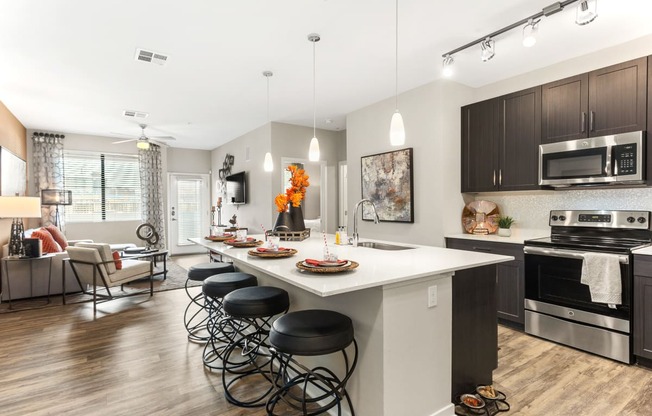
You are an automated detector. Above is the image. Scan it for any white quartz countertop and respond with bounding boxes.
[633,246,652,255]
[189,234,513,297]
[446,228,549,245]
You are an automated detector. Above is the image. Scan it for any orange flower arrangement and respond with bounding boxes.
[275,165,310,212]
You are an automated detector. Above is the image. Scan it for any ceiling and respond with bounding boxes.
[1,0,651,150]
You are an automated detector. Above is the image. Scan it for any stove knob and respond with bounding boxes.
[551,215,559,221]
[559,215,566,221]
[627,216,636,223]
[638,217,647,224]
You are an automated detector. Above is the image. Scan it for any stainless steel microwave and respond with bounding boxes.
[539,131,645,187]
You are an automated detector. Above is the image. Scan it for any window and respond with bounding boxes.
[63,151,142,222]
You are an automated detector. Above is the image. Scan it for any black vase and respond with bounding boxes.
[289,204,305,231]
[274,211,293,232]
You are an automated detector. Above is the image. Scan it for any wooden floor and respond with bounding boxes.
[1,269,652,415]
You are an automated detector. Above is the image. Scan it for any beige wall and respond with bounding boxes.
[0,101,27,248]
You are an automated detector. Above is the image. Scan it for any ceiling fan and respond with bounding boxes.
[111,124,176,149]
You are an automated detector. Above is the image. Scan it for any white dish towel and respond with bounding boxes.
[581,252,622,308]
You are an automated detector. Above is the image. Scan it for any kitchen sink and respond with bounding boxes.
[357,242,414,251]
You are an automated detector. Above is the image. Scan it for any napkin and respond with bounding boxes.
[305,258,347,266]
[256,247,289,252]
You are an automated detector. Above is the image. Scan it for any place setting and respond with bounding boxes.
[296,234,358,274]
[223,230,263,248]
[248,235,297,258]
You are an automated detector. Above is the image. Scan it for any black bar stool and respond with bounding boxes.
[266,309,358,416]
[202,272,258,370]
[184,262,235,342]
[220,286,290,408]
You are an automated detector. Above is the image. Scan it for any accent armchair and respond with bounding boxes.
[66,243,153,314]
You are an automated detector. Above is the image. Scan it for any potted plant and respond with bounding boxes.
[497,216,515,237]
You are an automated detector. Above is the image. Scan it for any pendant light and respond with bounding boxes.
[263,71,274,172]
[308,33,320,162]
[389,0,405,146]
[575,0,598,26]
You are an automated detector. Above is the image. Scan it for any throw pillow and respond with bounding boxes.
[31,229,63,253]
[45,225,68,250]
[112,251,123,270]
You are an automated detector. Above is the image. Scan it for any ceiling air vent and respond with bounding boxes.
[135,48,169,66]
[123,110,149,119]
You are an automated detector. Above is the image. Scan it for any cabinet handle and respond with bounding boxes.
[499,169,502,186]
[493,170,496,186]
[581,112,586,133]
[473,247,493,253]
[589,111,595,132]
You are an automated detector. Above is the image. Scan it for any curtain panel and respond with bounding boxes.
[32,133,65,229]
[139,144,166,249]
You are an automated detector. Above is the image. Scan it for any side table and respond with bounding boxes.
[122,249,168,279]
[1,254,55,309]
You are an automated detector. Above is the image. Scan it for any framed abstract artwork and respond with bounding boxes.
[0,146,27,196]
[361,147,414,223]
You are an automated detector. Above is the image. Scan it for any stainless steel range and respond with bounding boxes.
[524,210,652,363]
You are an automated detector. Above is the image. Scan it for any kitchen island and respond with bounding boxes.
[189,234,513,416]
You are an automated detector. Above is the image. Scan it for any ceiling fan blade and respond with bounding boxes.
[150,135,176,141]
[150,139,171,147]
[112,138,137,144]
[110,131,135,138]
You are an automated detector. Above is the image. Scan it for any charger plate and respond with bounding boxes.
[248,248,297,258]
[296,260,359,273]
[223,239,263,248]
[204,234,234,242]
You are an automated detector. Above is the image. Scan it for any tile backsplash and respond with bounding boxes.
[475,188,652,230]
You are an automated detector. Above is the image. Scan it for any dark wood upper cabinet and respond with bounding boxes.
[541,57,647,143]
[541,73,588,143]
[498,86,541,191]
[461,99,498,192]
[589,57,647,137]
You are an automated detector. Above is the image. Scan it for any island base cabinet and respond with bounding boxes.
[452,264,498,401]
[634,254,652,361]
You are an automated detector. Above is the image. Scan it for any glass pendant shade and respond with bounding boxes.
[137,140,150,150]
[481,38,495,62]
[390,110,406,146]
[308,137,320,161]
[263,152,273,172]
[522,19,538,47]
[442,55,454,77]
[576,0,598,26]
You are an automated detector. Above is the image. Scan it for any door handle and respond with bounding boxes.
[589,111,595,132]
[499,169,502,186]
[493,170,496,186]
[581,112,586,133]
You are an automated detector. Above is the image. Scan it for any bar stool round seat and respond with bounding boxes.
[184,262,235,343]
[266,309,358,416]
[220,286,290,408]
[202,272,258,370]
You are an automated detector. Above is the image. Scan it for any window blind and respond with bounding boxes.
[63,151,142,222]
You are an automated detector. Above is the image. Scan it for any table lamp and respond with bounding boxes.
[0,196,42,257]
[40,189,72,230]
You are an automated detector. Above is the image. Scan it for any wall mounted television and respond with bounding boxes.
[226,171,246,204]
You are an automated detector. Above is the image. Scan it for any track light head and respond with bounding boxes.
[522,18,539,48]
[576,0,598,25]
[480,37,495,62]
[442,55,454,77]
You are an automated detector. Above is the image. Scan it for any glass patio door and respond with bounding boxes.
[168,173,209,255]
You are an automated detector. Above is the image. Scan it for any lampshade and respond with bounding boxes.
[522,19,538,47]
[137,140,150,150]
[390,110,406,146]
[264,152,274,172]
[576,0,598,26]
[308,137,320,162]
[0,196,42,218]
[41,189,73,206]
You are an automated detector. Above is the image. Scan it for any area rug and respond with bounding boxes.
[0,261,199,314]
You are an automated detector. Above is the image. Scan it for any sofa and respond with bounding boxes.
[1,227,136,301]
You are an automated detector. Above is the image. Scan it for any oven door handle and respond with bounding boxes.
[523,246,629,264]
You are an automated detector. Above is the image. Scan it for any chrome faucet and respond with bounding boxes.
[352,199,380,247]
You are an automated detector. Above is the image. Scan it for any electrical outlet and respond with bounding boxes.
[428,285,437,308]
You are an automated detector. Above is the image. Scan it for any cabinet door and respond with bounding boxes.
[588,57,647,137]
[541,73,589,143]
[498,86,541,191]
[496,260,525,324]
[634,275,652,360]
[461,99,498,192]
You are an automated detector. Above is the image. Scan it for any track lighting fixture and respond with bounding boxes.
[441,0,597,76]
[522,18,539,47]
[480,37,495,62]
[575,0,598,26]
[442,55,454,78]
